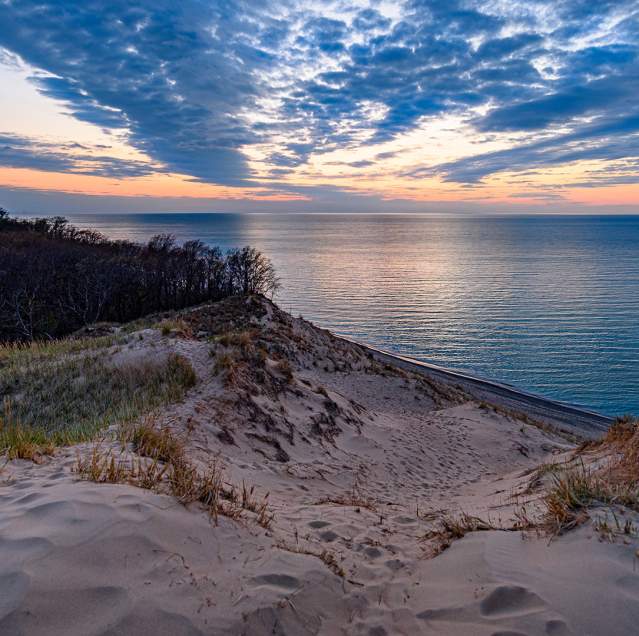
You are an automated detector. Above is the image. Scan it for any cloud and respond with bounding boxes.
[0,0,638,191]
[0,133,155,178]
[426,114,639,184]
[0,0,285,185]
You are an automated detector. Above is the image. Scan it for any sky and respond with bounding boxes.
[0,0,638,214]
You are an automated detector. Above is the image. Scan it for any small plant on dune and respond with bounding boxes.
[213,352,243,387]
[275,358,294,383]
[592,511,637,542]
[75,446,129,483]
[541,455,639,537]
[217,330,256,352]
[238,480,274,528]
[603,414,637,445]
[316,466,377,512]
[166,352,198,389]
[521,460,570,495]
[214,352,235,373]
[542,466,602,535]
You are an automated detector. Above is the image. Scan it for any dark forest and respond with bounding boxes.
[0,209,279,341]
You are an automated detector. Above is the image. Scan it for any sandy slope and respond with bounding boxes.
[1,297,637,635]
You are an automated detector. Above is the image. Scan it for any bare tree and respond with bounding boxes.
[226,246,280,297]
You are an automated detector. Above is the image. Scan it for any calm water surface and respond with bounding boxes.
[67,213,639,417]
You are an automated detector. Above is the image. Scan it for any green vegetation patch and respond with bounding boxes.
[0,340,197,456]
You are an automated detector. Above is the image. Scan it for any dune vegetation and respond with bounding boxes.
[0,335,197,459]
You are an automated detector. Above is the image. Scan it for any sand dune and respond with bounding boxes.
[1,296,637,635]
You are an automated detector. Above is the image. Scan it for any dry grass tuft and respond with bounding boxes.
[213,351,245,388]
[158,318,193,338]
[603,414,638,445]
[592,511,638,542]
[542,465,604,535]
[541,417,639,536]
[423,512,499,555]
[316,467,377,512]
[275,359,294,383]
[129,419,185,464]
[275,540,346,578]
[217,330,257,352]
[166,352,198,388]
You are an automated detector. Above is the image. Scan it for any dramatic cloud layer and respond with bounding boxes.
[0,0,638,205]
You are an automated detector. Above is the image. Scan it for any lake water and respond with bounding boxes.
[67,213,639,417]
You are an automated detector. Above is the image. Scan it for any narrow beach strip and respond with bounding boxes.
[337,334,612,439]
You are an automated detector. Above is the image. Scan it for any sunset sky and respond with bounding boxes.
[0,0,638,214]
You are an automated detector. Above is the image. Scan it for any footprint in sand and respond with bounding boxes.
[479,585,546,618]
[251,573,300,589]
[0,571,30,620]
[615,574,639,599]
[545,619,573,635]
[384,559,404,572]
[319,530,339,542]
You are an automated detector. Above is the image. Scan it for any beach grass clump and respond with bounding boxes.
[78,421,274,529]
[0,340,197,457]
[217,329,256,351]
[0,402,56,461]
[213,351,244,388]
[602,414,637,445]
[542,426,639,536]
[542,465,608,534]
[129,419,186,464]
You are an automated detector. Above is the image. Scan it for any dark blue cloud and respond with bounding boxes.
[0,133,155,177]
[297,17,349,54]
[353,9,391,32]
[279,1,549,151]
[0,0,283,185]
[475,74,639,133]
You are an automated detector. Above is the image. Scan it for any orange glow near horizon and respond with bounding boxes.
[2,162,638,209]
[0,167,309,201]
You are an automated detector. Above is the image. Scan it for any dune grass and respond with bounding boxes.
[77,419,273,528]
[0,337,197,458]
[541,416,639,535]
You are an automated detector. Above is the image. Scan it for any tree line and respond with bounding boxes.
[0,209,279,341]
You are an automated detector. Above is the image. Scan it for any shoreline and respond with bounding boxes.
[337,334,612,439]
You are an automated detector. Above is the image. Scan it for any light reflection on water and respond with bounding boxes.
[67,213,639,416]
